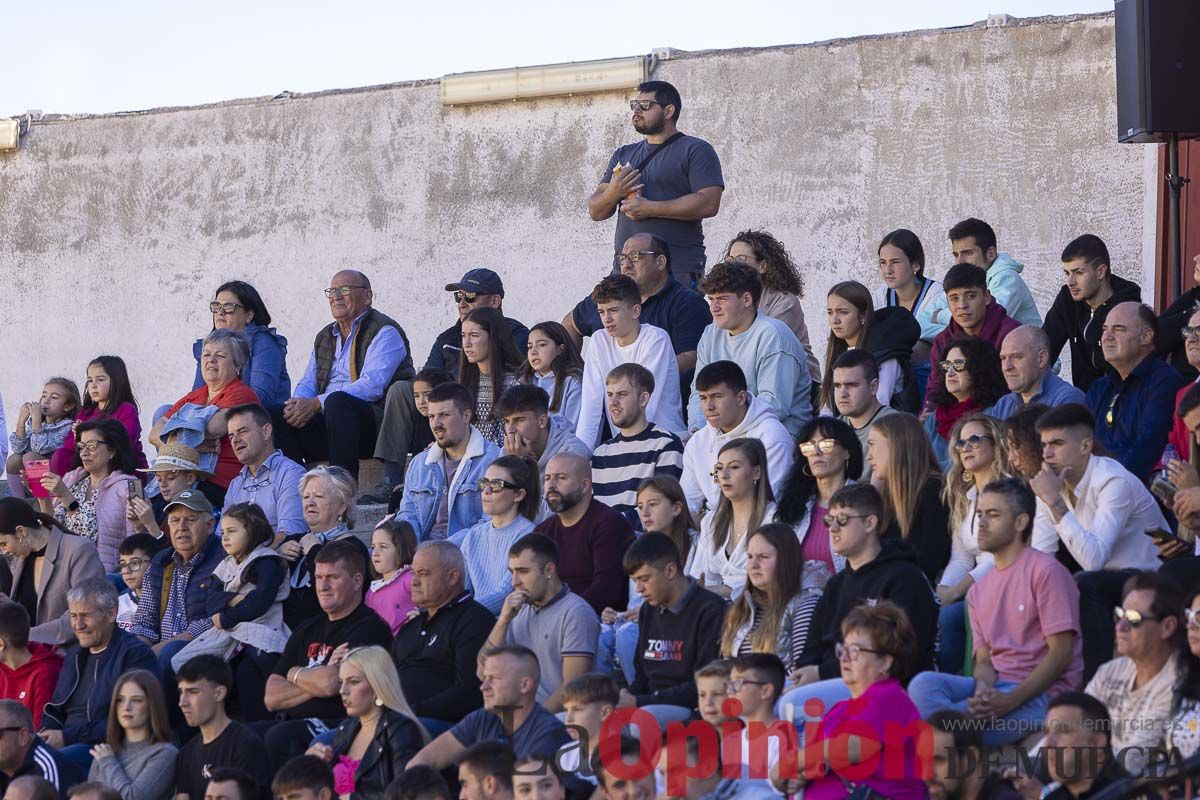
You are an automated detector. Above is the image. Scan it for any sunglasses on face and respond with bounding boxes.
[209,302,245,314]
[799,439,838,458]
[1182,326,1200,340]
[953,434,994,452]
[1113,607,1161,628]
[629,100,663,111]
[939,359,968,374]
[614,250,659,267]
[454,291,480,304]
[477,478,519,493]
[77,440,109,453]
[823,512,869,529]
[1184,608,1200,629]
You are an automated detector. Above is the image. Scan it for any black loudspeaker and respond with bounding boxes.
[1114,0,1200,143]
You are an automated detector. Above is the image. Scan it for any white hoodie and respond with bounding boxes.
[680,392,795,517]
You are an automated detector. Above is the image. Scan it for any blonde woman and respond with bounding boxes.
[936,413,1057,674]
[687,438,777,599]
[865,413,950,584]
[308,646,429,800]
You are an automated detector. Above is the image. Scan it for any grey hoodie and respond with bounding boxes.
[538,414,592,473]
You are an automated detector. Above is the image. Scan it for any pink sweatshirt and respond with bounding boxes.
[366,568,416,634]
[50,403,147,475]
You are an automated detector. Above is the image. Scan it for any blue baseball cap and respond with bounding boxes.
[445,268,504,297]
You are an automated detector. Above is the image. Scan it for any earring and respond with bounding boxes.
[375,698,384,707]
[800,463,813,478]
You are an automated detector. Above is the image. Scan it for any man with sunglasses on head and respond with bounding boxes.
[362,269,526,505]
[909,479,1082,747]
[777,484,936,719]
[1029,403,1164,683]
[587,80,724,287]
[991,326,1085,421]
[271,270,414,481]
[1083,301,1183,482]
[1082,571,1183,776]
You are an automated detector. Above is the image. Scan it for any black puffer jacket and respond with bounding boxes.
[330,709,426,800]
[863,305,922,412]
[1043,273,1142,391]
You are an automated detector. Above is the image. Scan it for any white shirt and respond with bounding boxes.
[688,502,780,598]
[1033,455,1164,572]
[576,324,684,447]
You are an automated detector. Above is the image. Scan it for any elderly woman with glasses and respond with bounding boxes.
[192,281,290,408]
[150,329,260,492]
[786,601,926,800]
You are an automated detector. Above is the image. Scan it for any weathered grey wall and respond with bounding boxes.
[0,12,1155,428]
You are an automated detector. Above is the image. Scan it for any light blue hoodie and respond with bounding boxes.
[987,253,1041,327]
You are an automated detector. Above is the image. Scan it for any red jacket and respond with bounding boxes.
[927,300,1021,405]
[0,643,63,728]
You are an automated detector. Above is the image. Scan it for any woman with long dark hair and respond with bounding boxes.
[725,230,821,384]
[775,417,863,576]
[520,321,584,429]
[923,336,1007,469]
[875,229,950,398]
[1168,587,1200,759]
[820,281,920,414]
[88,669,177,800]
[460,307,524,446]
[192,280,291,408]
[720,523,825,669]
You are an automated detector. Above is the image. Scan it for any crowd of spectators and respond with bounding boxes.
[1,78,1200,800]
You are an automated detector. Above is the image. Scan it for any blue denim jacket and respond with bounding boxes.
[398,426,499,541]
[160,403,220,475]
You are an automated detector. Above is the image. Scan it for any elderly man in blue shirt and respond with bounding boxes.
[992,326,1087,421]
[224,403,307,545]
[1085,302,1185,482]
[271,270,415,480]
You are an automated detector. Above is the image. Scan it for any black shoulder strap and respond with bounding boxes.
[633,131,685,172]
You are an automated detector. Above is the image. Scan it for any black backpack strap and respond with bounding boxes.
[632,131,685,173]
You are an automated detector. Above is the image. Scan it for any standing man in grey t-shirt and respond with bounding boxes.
[480,533,599,714]
[587,80,724,285]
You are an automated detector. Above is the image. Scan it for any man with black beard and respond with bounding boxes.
[587,80,724,286]
[533,453,635,615]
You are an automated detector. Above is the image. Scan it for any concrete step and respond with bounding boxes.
[350,502,389,545]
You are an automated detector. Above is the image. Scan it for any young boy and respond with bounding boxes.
[559,673,620,786]
[728,654,790,784]
[695,659,735,728]
[576,275,685,448]
[0,600,63,728]
[115,533,162,630]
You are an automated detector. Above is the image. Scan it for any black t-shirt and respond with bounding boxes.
[176,720,271,800]
[63,650,98,731]
[272,602,393,719]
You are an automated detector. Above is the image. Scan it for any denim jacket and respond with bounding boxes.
[398,426,499,541]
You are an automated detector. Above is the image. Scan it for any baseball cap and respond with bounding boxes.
[445,268,504,297]
[163,488,214,516]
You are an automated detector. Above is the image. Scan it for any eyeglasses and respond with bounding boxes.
[77,440,109,453]
[324,285,368,298]
[1184,608,1200,629]
[477,478,520,494]
[1183,326,1200,340]
[1113,607,1161,628]
[836,643,883,662]
[117,558,149,574]
[0,726,24,736]
[629,100,663,111]
[454,291,485,304]
[823,512,869,529]
[209,301,245,314]
[724,679,768,693]
[799,439,839,458]
[953,434,994,452]
[614,251,660,267]
[939,359,968,374]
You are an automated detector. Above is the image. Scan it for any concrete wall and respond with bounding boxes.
[0,12,1155,432]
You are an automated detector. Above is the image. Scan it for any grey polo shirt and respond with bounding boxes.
[507,585,600,703]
